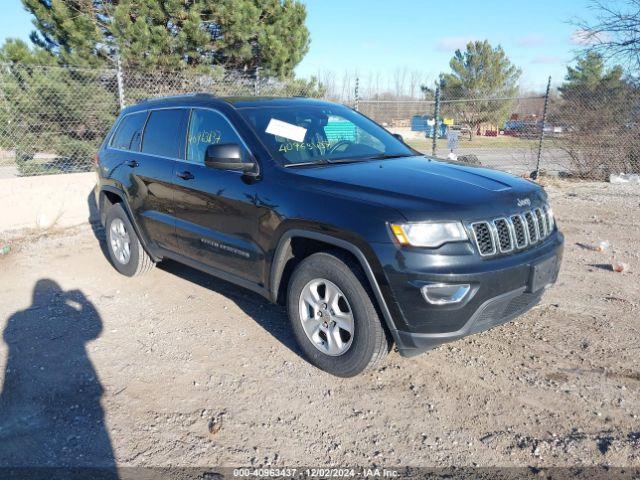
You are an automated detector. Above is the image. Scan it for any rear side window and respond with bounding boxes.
[141,109,189,159]
[110,111,147,151]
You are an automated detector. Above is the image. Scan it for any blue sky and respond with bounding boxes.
[0,0,611,91]
[296,0,609,91]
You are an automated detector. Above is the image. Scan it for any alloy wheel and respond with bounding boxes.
[109,218,131,265]
[298,278,355,356]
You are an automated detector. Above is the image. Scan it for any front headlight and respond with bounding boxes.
[390,222,468,248]
[545,205,555,231]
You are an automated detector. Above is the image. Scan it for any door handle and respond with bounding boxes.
[125,160,138,168]
[176,170,194,180]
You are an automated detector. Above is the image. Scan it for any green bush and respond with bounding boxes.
[1,62,118,176]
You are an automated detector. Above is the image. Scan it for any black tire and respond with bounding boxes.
[287,251,391,377]
[104,203,155,277]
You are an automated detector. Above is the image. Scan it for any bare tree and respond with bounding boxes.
[392,67,408,98]
[374,71,382,99]
[575,0,640,74]
[340,70,353,103]
[408,70,422,99]
[316,69,338,100]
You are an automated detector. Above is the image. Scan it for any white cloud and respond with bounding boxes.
[517,34,545,47]
[531,55,564,64]
[436,36,475,53]
[570,29,609,46]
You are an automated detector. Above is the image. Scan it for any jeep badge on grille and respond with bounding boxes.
[517,198,531,207]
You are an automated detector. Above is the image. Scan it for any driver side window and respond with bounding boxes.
[187,109,246,164]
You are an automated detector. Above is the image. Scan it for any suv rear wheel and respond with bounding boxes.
[287,251,390,377]
[105,203,155,277]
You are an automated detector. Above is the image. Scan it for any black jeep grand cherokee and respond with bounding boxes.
[95,94,563,377]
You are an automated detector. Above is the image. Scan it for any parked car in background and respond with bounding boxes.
[95,94,564,377]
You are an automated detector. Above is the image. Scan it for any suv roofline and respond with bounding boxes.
[124,94,341,112]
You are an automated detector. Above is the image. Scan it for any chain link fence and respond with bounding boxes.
[545,85,640,180]
[360,86,639,180]
[1,62,638,180]
[0,63,322,178]
[0,64,119,178]
[358,96,550,176]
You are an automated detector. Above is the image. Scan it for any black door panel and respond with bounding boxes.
[173,108,265,284]
[173,165,264,283]
[128,153,179,252]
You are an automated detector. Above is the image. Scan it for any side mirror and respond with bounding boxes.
[204,144,256,172]
[392,133,404,143]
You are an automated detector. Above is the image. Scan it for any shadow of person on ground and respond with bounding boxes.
[159,260,302,358]
[0,279,118,479]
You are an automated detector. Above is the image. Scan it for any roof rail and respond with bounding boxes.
[136,92,216,104]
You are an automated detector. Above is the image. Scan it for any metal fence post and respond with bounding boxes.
[432,86,440,157]
[0,67,11,144]
[116,53,126,110]
[354,77,359,111]
[533,76,551,179]
[254,67,260,96]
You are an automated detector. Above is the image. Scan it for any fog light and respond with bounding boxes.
[421,283,470,305]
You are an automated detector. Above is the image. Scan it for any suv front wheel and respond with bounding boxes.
[104,203,155,277]
[287,251,390,377]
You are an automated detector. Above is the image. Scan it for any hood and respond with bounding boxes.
[287,156,546,221]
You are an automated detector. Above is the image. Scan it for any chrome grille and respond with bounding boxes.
[470,206,555,257]
[543,205,554,232]
[493,218,513,252]
[534,208,547,237]
[524,211,538,244]
[471,222,496,256]
[511,215,527,249]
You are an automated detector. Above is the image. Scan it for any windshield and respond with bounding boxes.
[237,103,417,166]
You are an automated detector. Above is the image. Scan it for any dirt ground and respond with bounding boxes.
[0,178,638,469]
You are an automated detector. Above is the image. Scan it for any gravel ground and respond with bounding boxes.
[0,178,638,469]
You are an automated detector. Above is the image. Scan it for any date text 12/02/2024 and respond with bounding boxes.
[231,468,399,478]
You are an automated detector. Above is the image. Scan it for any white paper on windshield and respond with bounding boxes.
[265,118,307,142]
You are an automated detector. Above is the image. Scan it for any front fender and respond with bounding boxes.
[269,227,403,347]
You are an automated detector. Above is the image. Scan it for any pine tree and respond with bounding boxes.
[20,0,310,78]
[438,40,521,136]
[559,52,626,102]
[22,0,108,67]
[558,52,631,131]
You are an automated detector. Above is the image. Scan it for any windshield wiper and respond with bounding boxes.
[283,159,329,168]
[284,157,367,167]
[283,153,419,167]
[361,153,421,160]
[325,157,369,164]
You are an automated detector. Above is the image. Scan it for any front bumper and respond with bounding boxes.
[373,230,564,357]
[396,286,545,356]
